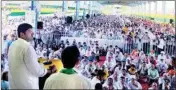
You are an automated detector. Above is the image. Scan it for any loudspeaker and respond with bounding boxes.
[65,16,72,24]
[86,14,90,19]
[170,19,173,24]
[37,22,43,29]
[150,18,154,20]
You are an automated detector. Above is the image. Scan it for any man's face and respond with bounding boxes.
[24,28,34,41]
[113,73,118,81]
[121,78,125,83]
[108,57,111,62]
[99,75,105,81]
[122,70,126,75]
[143,62,146,66]
[108,78,113,85]
[161,53,163,56]
[11,35,16,40]
[3,36,7,40]
[152,64,155,69]
[132,78,136,84]
[102,65,105,70]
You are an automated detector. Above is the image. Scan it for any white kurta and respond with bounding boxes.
[91,77,101,89]
[8,38,47,89]
[44,73,91,89]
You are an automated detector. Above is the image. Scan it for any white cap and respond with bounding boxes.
[161,51,165,54]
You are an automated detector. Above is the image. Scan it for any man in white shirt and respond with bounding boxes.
[96,30,102,39]
[157,37,165,54]
[2,35,8,55]
[119,69,131,83]
[36,46,44,58]
[104,56,116,71]
[91,70,105,89]
[85,62,96,78]
[44,46,91,89]
[116,76,129,89]
[157,51,166,62]
[128,78,142,89]
[49,50,55,60]
[157,59,168,73]
[103,77,116,89]
[41,30,48,44]
[79,46,86,56]
[101,32,107,39]
[8,23,51,89]
[103,71,120,89]
[142,32,150,54]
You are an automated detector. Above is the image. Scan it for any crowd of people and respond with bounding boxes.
[1,14,176,89]
[34,15,175,55]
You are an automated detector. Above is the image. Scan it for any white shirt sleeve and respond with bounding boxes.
[24,45,47,77]
[137,82,142,89]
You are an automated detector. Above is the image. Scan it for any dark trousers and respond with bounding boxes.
[149,79,157,86]
[143,43,150,54]
[39,73,51,89]
[153,45,157,52]
[36,38,43,45]
[127,43,132,54]
[157,48,164,55]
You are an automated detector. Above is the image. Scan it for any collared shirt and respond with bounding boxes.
[44,72,91,89]
[8,38,47,89]
[116,81,129,89]
[157,39,165,49]
[128,81,142,89]
[148,68,159,79]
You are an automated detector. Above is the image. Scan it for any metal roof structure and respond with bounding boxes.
[99,1,150,6]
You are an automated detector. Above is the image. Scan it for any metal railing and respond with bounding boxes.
[56,33,175,56]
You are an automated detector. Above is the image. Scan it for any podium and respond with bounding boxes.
[38,58,63,89]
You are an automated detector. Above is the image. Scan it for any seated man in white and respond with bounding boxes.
[103,77,117,90]
[103,71,120,89]
[116,76,129,89]
[91,70,106,89]
[128,78,142,89]
[54,47,63,59]
[36,46,43,58]
[44,46,91,89]
[79,46,86,57]
[85,61,96,78]
[49,49,55,60]
[157,51,166,63]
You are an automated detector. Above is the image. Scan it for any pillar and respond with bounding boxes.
[142,3,145,18]
[30,1,38,33]
[62,1,67,12]
[83,1,86,19]
[149,2,151,18]
[155,1,157,15]
[31,1,39,34]
[144,2,147,18]
[162,1,166,22]
[88,1,91,15]
[76,1,80,20]
[31,1,34,10]
[137,5,140,17]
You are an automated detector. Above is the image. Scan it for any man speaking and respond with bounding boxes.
[8,23,51,89]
